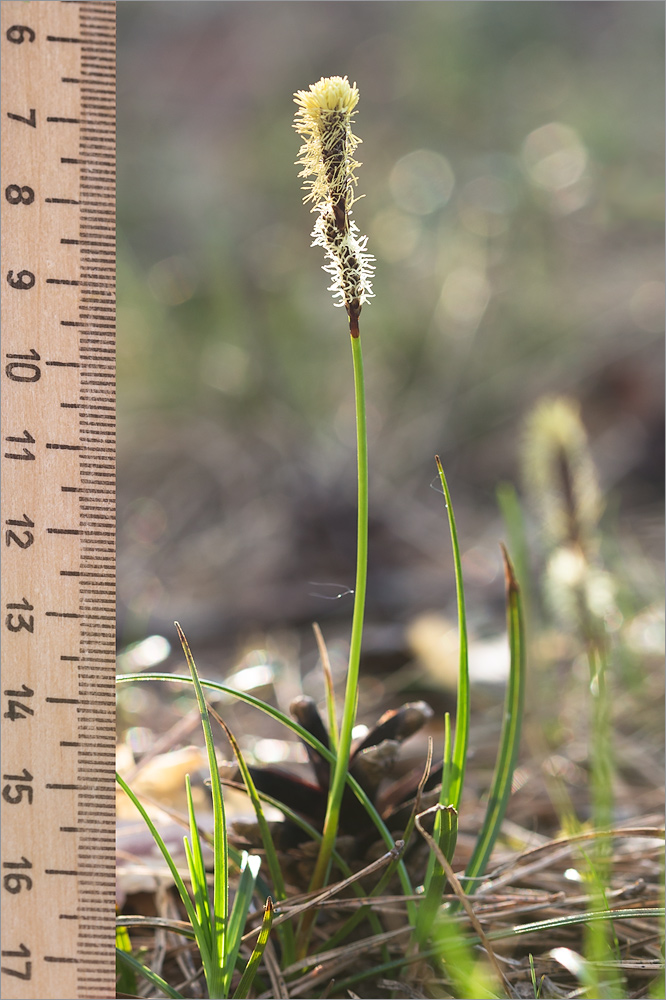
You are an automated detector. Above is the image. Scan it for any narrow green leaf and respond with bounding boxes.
[184,773,212,941]
[435,456,470,814]
[421,710,454,911]
[414,805,458,946]
[413,455,470,948]
[528,953,543,999]
[232,898,274,1000]
[175,622,228,970]
[116,947,186,999]
[210,707,296,965]
[442,711,452,806]
[223,852,261,994]
[463,545,526,890]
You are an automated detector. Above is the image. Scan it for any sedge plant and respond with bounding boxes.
[290,75,530,973]
[117,76,527,992]
[291,76,375,924]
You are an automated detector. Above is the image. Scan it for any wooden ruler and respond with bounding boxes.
[1,3,116,997]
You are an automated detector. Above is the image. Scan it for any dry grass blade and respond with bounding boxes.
[415,804,513,997]
[252,840,405,935]
[282,925,412,977]
[478,845,578,895]
[407,735,433,845]
[116,916,196,939]
[286,927,413,996]
[378,979,429,999]
[487,825,665,881]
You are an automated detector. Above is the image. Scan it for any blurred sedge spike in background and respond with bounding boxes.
[522,395,603,555]
[293,75,374,335]
[521,395,616,634]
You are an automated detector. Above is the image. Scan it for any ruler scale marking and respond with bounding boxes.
[1,3,116,998]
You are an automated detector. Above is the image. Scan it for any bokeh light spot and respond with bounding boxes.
[254,739,290,764]
[118,635,171,672]
[439,267,491,328]
[148,255,197,306]
[199,340,249,395]
[522,122,587,192]
[371,207,422,262]
[389,149,455,215]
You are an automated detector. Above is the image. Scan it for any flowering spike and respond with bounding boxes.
[294,76,374,333]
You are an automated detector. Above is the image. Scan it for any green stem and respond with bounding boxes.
[302,331,369,935]
[585,639,622,999]
[436,457,470,812]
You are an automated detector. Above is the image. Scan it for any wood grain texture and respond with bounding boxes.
[1,3,116,997]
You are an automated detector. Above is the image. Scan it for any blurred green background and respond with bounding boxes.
[116,2,663,689]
